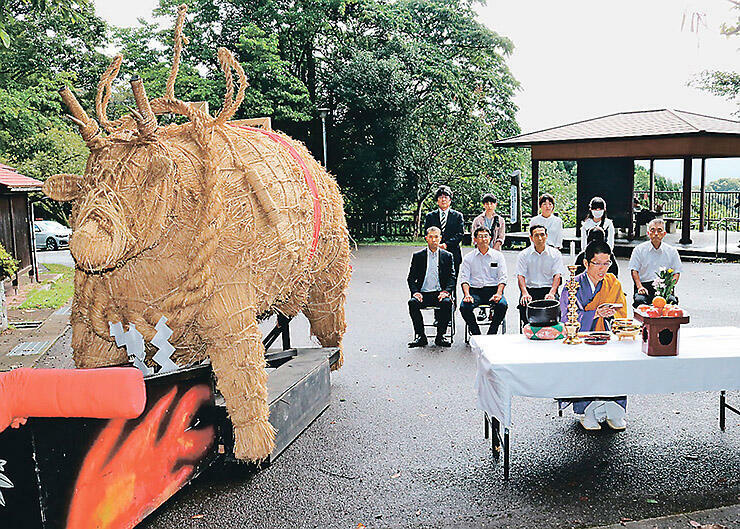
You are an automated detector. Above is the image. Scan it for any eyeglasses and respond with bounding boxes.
[588,260,612,268]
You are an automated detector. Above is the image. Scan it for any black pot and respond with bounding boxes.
[526,299,561,327]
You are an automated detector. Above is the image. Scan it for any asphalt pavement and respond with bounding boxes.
[34,249,74,267]
[120,245,739,528]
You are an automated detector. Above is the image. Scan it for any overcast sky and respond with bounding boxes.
[95,0,739,182]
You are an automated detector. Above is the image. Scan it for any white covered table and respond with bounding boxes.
[473,326,740,478]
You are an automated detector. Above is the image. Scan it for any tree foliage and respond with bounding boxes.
[2,0,522,228]
[705,177,740,192]
[633,164,680,193]
[691,0,739,116]
[324,0,520,217]
[0,2,107,224]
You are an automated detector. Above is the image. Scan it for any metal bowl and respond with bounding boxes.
[526,299,561,327]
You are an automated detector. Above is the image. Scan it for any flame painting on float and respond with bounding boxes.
[0,366,218,529]
[41,4,351,463]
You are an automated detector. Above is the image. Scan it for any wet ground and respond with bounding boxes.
[44,246,740,529]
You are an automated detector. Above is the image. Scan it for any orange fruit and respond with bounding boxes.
[652,296,666,308]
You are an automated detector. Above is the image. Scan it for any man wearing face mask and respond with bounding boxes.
[581,196,615,250]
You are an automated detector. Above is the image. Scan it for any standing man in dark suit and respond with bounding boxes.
[407,227,456,348]
[424,185,464,275]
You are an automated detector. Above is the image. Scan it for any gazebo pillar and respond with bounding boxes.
[649,159,655,210]
[531,159,539,218]
[699,158,706,232]
[679,157,692,244]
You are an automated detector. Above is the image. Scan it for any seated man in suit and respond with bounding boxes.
[407,227,456,348]
[424,185,464,275]
[459,227,508,335]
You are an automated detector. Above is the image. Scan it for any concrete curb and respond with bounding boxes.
[593,504,740,529]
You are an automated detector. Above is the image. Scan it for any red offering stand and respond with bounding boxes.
[634,311,690,356]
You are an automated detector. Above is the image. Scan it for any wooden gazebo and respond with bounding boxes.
[496,109,740,244]
[0,164,42,272]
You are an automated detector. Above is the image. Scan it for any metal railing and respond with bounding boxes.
[715,217,740,257]
[635,190,740,231]
[346,211,486,240]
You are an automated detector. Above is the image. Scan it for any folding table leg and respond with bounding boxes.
[490,416,501,460]
[484,412,490,439]
[503,428,510,480]
[719,390,740,433]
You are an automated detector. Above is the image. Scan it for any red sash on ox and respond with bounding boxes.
[235,125,322,261]
[583,273,628,331]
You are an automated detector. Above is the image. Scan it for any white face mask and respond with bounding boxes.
[591,209,604,219]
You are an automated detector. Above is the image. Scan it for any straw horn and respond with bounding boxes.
[59,87,101,143]
[130,76,158,139]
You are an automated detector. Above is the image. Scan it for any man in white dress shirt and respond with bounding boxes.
[529,193,564,249]
[516,224,566,326]
[629,218,682,307]
[459,227,508,335]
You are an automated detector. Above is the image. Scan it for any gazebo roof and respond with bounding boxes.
[0,164,43,191]
[496,109,740,147]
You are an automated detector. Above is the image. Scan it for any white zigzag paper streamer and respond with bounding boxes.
[110,322,152,376]
[151,317,178,374]
[109,318,178,375]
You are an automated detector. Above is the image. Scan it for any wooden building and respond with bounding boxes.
[495,109,740,244]
[0,164,42,272]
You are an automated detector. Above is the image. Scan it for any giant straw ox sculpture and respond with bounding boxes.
[42,5,351,461]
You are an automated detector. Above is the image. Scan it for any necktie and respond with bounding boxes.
[440,211,447,234]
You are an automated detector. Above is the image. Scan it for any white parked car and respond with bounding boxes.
[34,220,72,251]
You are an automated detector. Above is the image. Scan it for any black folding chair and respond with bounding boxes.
[464,304,507,344]
[421,293,456,344]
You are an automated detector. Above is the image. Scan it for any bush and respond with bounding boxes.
[0,243,19,280]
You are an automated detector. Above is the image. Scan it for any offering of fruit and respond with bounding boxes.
[652,296,667,308]
[664,306,684,317]
[635,300,686,318]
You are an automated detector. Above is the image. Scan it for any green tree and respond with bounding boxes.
[108,0,520,222]
[0,0,90,48]
[706,177,740,192]
[519,161,577,228]
[0,3,106,225]
[691,0,739,116]
[235,25,312,121]
[112,7,313,124]
[14,128,88,223]
[324,0,519,217]
[0,2,108,102]
[633,164,680,193]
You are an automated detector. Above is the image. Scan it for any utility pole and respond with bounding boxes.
[318,108,329,168]
[510,170,522,232]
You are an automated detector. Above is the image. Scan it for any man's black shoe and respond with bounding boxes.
[435,337,452,347]
[408,336,428,348]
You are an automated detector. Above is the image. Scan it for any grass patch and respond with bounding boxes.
[16,263,74,310]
